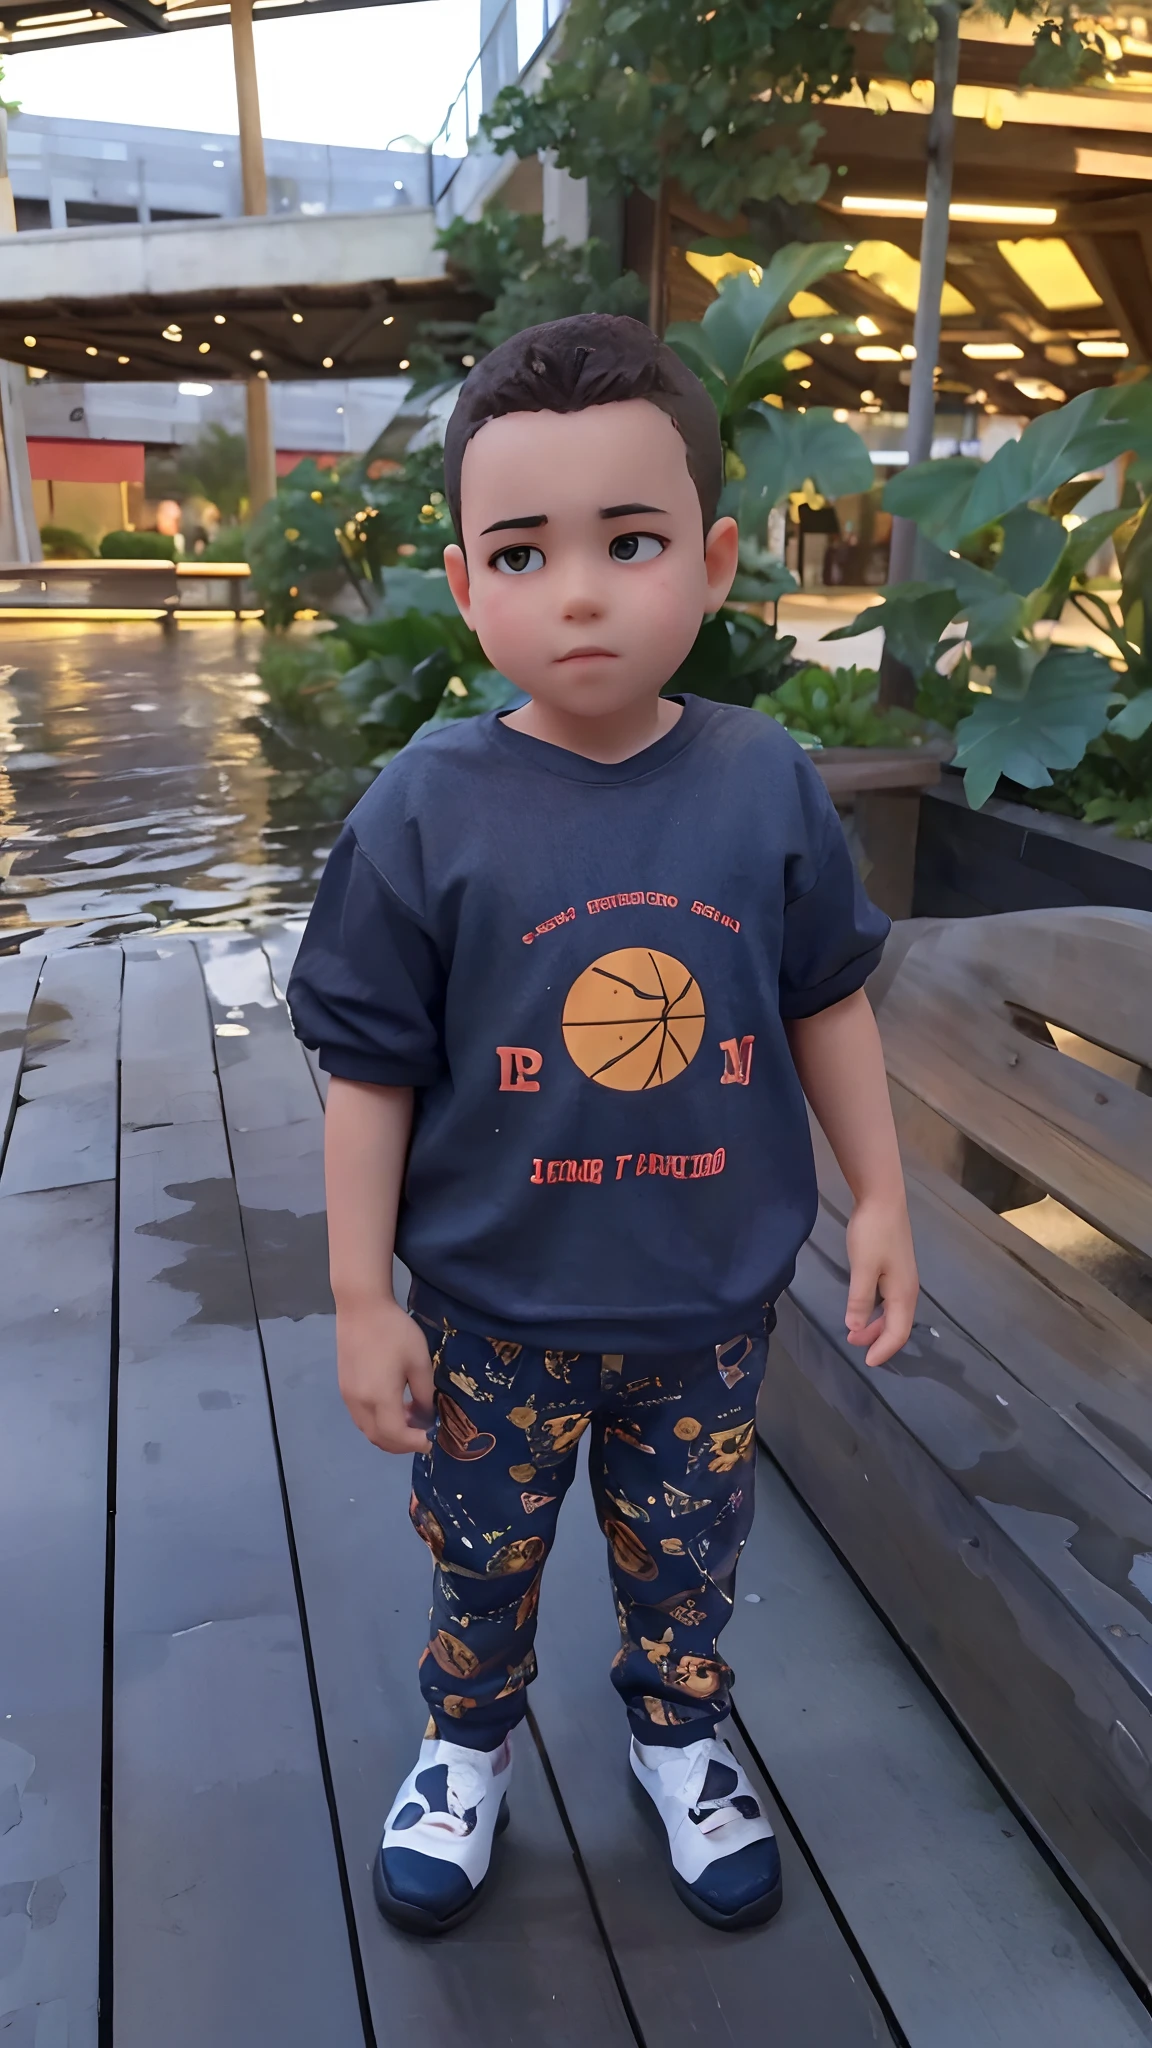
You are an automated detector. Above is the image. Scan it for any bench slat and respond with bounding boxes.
[112,940,363,2048]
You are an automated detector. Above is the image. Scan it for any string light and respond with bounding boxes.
[322,355,334,368]
[291,312,304,323]
[214,313,227,325]
[198,342,211,354]
[23,335,35,347]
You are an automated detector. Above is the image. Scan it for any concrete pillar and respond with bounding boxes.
[542,156,589,247]
[0,111,38,562]
[230,0,275,514]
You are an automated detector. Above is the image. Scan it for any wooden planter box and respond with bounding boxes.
[813,746,944,921]
[914,774,1152,918]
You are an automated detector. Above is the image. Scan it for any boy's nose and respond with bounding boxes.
[560,586,604,623]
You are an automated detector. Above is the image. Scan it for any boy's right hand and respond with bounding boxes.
[335,1298,436,1455]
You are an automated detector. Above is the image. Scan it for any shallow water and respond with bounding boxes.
[0,620,336,953]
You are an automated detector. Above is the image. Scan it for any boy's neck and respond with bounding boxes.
[501,692,683,765]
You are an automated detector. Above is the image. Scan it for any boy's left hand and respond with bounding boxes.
[844,1197,919,1367]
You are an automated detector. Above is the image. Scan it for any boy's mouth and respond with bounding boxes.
[555,646,616,663]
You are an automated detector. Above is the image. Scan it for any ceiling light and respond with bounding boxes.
[257,368,269,380]
[249,349,263,360]
[28,366,46,379]
[462,353,476,367]
[178,381,213,396]
[322,355,334,367]
[198,341,210,354]
[799,378,812,389]
[399,358,411,370]
[291,312,304,323]
[85,346,97,356]
[860,388,878,403]
[1078,338,1129,357]
[336,405,344,413]
[997,238,1102,313]
[214,313,226,325]
[819,331,835,344]
[842,196,1057,225]
[394,179,404,190]
[971,388,987,402]
[847,241,974,317]
[163,325,182,342]
[833,407,850,422]
[118,354,130,364]
[1014,376,1065,402]
[856,315,881,336]
[963,341,1024,359]
[900,343,916,359]
[23,335,35,347]
[213,158,224,168]
[857,344,903,361]
[382,315,395,326]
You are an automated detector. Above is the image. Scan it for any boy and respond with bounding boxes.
[288,313,918,1939]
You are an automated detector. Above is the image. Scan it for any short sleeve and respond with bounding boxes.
[777,772,890,1020]
[286,826,446,1087]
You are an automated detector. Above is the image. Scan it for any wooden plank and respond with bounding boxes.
[199,937,635,2047]
[531,1463,897,2047]
[881,957,1152,1263]
[771,1214,1152,1987]
[0,952,44,1162]
[1,948,121,1196]
[0,1183,114,2048]
[729,1452,1152,2046]
[811,1120,1152,1504]
[258,923,326,1102]
[112,940,364,2048]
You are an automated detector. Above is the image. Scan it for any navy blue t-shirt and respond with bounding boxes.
[287,694,889,1351]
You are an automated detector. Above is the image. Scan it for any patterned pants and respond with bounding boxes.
[408,1303,770,1751]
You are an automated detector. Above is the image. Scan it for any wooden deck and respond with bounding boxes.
[4,927,1152,2048]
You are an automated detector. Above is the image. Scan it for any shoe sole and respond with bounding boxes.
[373,1793,510,1937]
[628,1768,784,1932]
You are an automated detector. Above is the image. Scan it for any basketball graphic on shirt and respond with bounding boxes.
[562,948,705,1090]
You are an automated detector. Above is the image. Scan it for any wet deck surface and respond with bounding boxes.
[0,622,332,953]
[4,926,1152,2047]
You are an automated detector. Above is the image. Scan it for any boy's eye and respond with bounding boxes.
[493,544,545,575]
[608,532,665,563]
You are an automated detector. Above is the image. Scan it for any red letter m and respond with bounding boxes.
[497,1046,543,1093]
[719,1036,754,1086]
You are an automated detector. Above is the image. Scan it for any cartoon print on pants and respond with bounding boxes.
[409,1307,769,1750]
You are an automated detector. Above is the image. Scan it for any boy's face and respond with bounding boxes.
[443,399,738,718]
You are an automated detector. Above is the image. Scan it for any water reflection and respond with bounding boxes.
[0,620,337,953]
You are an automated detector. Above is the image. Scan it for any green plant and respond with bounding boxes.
[246,444,454,628]
[481,0,1116,231]
[99,529,177,561]
[38,523,94,560]
[832,383,1152,808]
[199,524,249,563]
[756,663,925,748]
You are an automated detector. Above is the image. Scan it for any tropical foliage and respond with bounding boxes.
[481,0,1122,234]
[756,663,926,749]
[832,383,1152,815]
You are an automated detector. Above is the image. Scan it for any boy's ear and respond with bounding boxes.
[702,515,740,615]
[444,543,471,621]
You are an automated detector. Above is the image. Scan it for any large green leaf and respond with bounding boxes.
[743,241,853,331]
[996,507,1066,597]
[883,456,983,546]
[825,581,960,676]
[952,645,1116,808]
[722,407,873,533]
[725,316,858,416]
[668,243,852,402]
[1109,688,1152,741]
[963,383,1152,536]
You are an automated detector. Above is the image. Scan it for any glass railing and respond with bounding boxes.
[428,0,569,205]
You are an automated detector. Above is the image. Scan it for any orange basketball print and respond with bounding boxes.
[562,949,705,1090]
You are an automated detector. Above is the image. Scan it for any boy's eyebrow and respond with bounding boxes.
[481,513,547,534]
[600,502,666,518]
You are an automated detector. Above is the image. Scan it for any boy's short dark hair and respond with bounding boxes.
[443,313,723,541]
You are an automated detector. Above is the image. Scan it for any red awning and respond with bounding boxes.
[27,437,145,485]
[275,449,341,476]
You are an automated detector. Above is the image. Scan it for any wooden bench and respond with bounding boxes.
[766,905,1152,1990]
[0,558,254,622]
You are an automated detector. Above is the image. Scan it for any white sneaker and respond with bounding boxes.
[630,1733,783,1930]
[373,1734,512,1935]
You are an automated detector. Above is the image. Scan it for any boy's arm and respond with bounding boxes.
[325,1075,436,1452]
[785,987,918,1367]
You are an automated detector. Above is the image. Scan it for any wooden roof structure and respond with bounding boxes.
[664,17,1152,421]
[0,0,421,54]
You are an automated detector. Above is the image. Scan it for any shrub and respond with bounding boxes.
[39,523,94,560]
[756,665,926,749]
[199,525,249,563]
[99,530,177,561]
